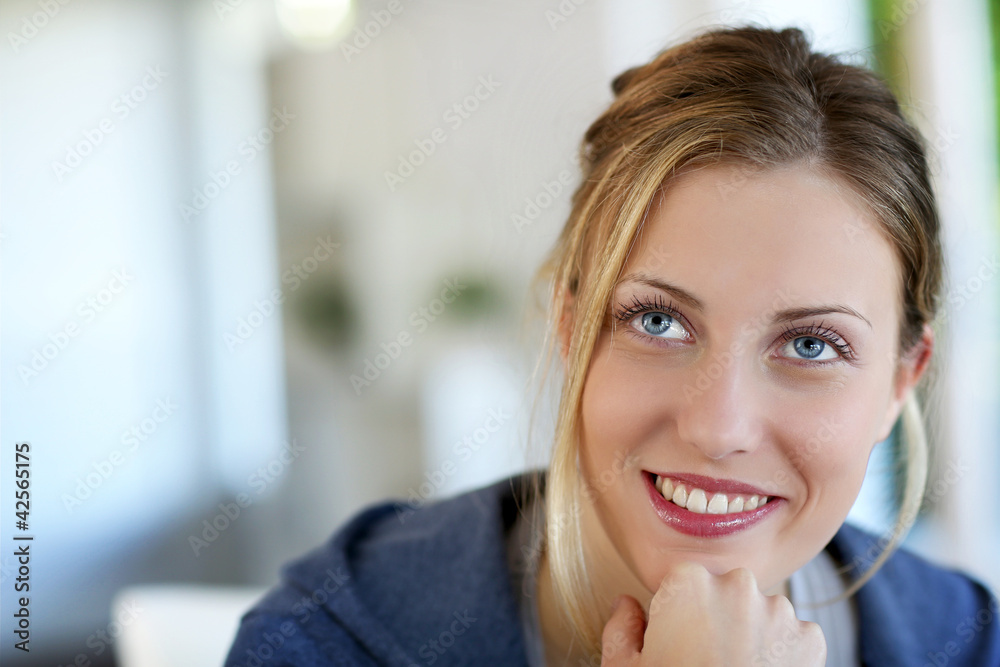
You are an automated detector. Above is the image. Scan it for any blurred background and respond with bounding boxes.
[2,0,998,664]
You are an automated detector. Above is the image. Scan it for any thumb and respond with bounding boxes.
[600,594,645,666]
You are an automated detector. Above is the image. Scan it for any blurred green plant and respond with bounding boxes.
[292,273,505,350]
[294,275,357,349]
[436,274,505,322]
[865,0,925,517]
[867,0,914,101]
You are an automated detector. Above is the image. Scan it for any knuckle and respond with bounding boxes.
[769,592,796,615]
[652,561,702,604]
[599,624,635,666]
[725,566,758,590]
[671,560,706,579]
[601,608,621,633]
[802,620,827,644]
[649,585,674,614]
[624,612,644,634]
[600,620,620,648]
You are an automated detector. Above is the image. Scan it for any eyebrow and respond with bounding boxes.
[618,272,873,330]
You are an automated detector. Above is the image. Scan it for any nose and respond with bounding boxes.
[674,354,762,460]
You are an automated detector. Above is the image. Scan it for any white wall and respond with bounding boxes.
[0,0,288,658]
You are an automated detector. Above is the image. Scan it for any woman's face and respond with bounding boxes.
[575,162,930,598]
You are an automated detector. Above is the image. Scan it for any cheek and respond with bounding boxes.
[578,345,665,482]
[777,357,897,485]
[782,400,877,506]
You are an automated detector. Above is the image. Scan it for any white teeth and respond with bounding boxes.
[687,488,708,514]
[707,493,728,514]
[655,475,773,516]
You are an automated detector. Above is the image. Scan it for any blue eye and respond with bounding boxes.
[776,321,854,363]
[612,294,692,344]
[637,312,688,340]
[613,296,855,364]
[781,335,837,361]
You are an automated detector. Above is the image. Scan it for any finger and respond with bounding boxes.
[800,620,828,663]
[600,594,645,666]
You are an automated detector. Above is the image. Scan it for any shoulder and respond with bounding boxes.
[225,472,540,667]
[828,522,1000,666]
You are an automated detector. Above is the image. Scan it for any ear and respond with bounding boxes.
[875,322,934,442]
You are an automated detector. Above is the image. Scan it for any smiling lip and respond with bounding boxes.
[648,471,776,498]
[643,472,782,538]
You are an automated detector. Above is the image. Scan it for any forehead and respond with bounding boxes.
[622,163,901,324]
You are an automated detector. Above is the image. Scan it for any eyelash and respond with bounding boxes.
[611,295,857,364]
[776,321,856,362]
[613,294,687,335]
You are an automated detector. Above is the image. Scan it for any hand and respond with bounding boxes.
[600,561,826,666]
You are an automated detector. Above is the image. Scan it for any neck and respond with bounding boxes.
[533,488,655,665]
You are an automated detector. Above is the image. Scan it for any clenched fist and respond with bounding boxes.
[601,561,826,666]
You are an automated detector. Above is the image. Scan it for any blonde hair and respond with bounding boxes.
[524,24,944,655]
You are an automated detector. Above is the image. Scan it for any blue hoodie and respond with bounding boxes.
[225,472,1000,666]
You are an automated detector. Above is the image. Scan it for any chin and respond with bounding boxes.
[638,543,771,586]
